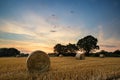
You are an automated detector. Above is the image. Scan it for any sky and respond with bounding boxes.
[0,0,120,53]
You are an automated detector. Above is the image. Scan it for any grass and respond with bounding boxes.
[0,57,120,80]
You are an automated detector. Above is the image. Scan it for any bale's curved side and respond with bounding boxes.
[26,50,50,73]
[75,53,85,60]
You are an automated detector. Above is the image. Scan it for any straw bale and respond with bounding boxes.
[26,50,50,73]
[75,53,85,60]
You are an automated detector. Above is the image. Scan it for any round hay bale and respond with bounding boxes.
[99,54,105,58]
[59,54,63,57]
[26,50,50,73]
[75,53,85,60]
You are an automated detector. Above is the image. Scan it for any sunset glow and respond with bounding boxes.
[0,0,120,53]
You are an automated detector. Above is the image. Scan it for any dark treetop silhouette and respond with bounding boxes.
[54,43,78,56]
[77,35,99,56]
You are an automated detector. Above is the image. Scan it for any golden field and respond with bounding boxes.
[0,57,120,80]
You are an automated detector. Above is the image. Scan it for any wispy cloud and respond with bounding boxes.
[0,12,83,53]
[1,11,120,53]
[97,25,120,51]
[98,25,104,43]
[100,45,117,48]
[0,31,33,41]
[0,39,53,53]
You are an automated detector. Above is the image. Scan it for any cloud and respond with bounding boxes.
[0,31,33,41]
[98,25,104,43]
[100,45,117,48]
[97,25,120,51]
[102,17,120,40]
[1,12,120,53]
[0,39,53,53]
[0,20,35,36]
[0,12,84,52]
[0,12,57,43]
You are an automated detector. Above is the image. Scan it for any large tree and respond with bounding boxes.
[77,35,99,56]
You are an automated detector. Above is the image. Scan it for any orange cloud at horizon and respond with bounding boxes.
[0,39,54,54]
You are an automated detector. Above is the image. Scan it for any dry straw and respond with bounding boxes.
[75,53,85,60]
[26,50,50,74]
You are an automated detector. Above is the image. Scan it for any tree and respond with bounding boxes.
[66,43,78,53]
[113,50,120,55]
[0,48,20,57]
[54,43,79,56]
[77,35,99,56]
[7,48,20,56]
[113,50,120,57]
[54,44,67,56]
[0,48,8,57]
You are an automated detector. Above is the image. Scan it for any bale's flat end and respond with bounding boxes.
[26,50,50,73]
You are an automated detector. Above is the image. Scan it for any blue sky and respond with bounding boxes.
[0,0,120,53]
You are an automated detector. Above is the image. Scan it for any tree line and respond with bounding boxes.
[54,43,79,56]
[0,48,28,57]
[53,35,120,57]
[0,35,119,57]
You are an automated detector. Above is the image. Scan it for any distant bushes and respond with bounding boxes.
[90,50,120,57]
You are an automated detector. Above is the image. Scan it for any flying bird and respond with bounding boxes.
[70,10,74,14]
[52,14,55,17]
[50,30,56,32]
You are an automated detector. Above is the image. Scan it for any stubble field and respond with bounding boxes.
[0,57,120,80]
